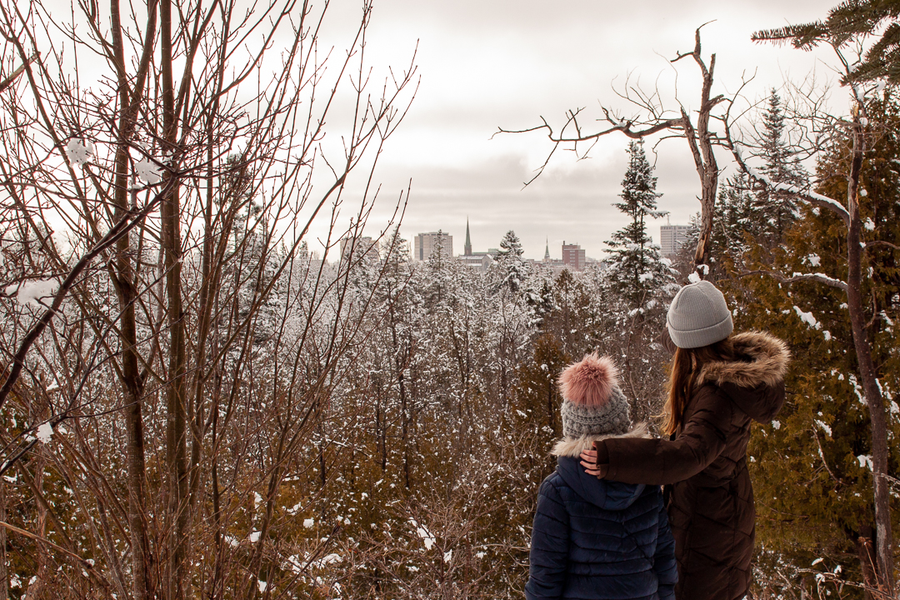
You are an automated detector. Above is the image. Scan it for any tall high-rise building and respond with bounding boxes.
[413,231,453,261]
[561,241,586,271]
[660,224,691,257]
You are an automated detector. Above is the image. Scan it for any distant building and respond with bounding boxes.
[339,235,377,262]
[537,237,565,272]
[660,223,691,257]
[562,241,586,271]
[413,231,453,261]
[457,220,495,270]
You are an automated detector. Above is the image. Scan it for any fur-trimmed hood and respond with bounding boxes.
[696,330,790,422]
[551,422,651,457]
[697,331,790,388]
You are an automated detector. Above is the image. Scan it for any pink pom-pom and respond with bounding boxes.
[558,354,619,407]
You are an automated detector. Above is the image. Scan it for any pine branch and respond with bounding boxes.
[740,269,848,291]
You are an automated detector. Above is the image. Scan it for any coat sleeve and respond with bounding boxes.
[525,478,569,600]
[653,491,677,600]
[595,385,733,485]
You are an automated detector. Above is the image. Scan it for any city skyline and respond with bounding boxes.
[400,222,688,261]
[312,0,837,262]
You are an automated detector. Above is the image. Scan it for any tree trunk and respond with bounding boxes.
[160,0,190,595]
[110,0,156,592]
[846,114,894,597]
[0,486,6,600]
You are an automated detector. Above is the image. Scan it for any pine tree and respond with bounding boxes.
[739,95,900,598]
[754,1,900,85]
[598,141,678,423]
[496,230,527,293]
[718,90,806,260]
[752,90,806,246]
[604,140,677,311]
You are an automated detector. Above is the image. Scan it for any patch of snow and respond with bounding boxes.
[6,279,59,306]
[310,553,342,569]
[249,531,261,543]
[304,518,315,528]
[66,139,95,166]
[771,420,781,430]
[857,455,873,471]
[815,420,832,437]
[135,159,162,184]
[793,306,821,330]
[36,423,53,444]
[412,519,435,551]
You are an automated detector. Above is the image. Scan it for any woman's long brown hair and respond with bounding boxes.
[662,336,736,435]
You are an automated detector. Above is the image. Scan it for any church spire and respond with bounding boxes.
[544,236,550,260]
[464,218,472,256]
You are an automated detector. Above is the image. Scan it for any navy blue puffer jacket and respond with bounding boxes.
[526,434,677,600]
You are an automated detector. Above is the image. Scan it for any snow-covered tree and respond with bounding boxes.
[603,140,678,312]
[495,230,528,293]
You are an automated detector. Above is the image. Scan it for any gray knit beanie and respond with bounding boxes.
[667,280,733,349]
[558,354,631,438]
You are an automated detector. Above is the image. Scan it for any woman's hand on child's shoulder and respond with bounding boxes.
[579,449,607,479]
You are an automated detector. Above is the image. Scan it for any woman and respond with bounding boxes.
[579,280,790,600]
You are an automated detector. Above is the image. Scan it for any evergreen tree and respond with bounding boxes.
[603,140,677,311]
[718,90,807,260]
[598,141,678,423]
[739,95,900,599]
[496,230,527,293]
[754,1,900,85]
[752,90,806,245]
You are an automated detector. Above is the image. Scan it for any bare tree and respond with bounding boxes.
[499,24,744,274]
[0,0,417,598]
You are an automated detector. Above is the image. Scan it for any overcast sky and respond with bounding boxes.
[323,0,841,260]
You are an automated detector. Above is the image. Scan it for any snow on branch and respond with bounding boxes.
[729,139,850,226]
[741,268,848,292]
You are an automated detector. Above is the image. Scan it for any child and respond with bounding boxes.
[525,353,676,600]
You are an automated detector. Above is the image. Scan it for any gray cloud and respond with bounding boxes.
[319,0,839,260]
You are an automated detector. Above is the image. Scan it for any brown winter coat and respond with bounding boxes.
[592,331,790,600]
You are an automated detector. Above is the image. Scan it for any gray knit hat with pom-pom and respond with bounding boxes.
[558,354,631,438]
